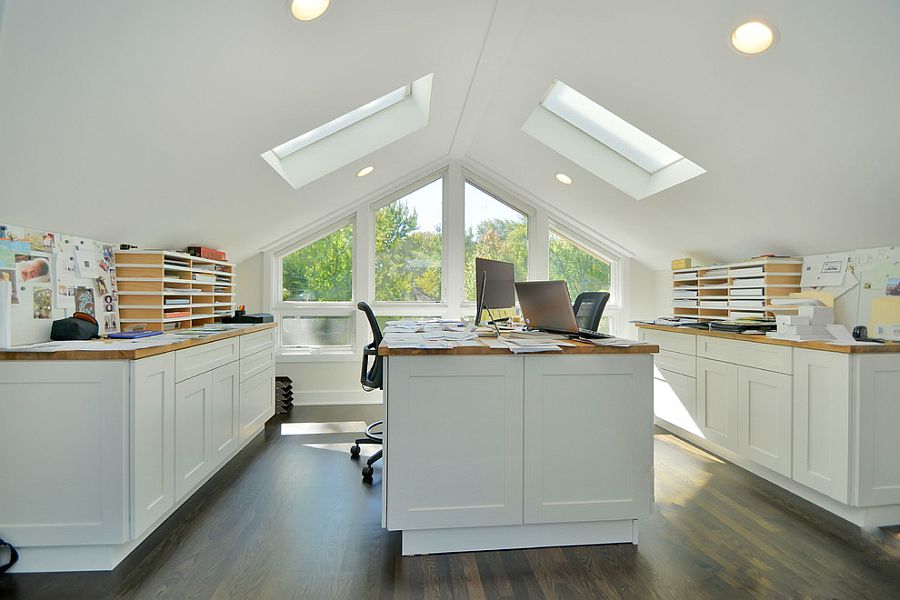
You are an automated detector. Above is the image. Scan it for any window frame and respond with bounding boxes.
[266,163,628,359]
[548,220,622,332]
[369,169,448,310]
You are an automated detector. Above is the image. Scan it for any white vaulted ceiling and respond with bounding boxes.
[1,0,898,268]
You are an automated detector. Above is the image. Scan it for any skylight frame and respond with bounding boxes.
[540,81,683,174]
[272,84,412,160]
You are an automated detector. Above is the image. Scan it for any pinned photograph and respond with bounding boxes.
[33,287,52,319]
[23,230,56,253]
[75,286,96,316]
[103,313,118,334]
[0,268,19,304]
[16,255,51,283]
[887,277,900,296]
[97,277,109,295]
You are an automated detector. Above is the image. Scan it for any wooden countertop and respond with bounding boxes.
[379,338,659,356]
[636,324,900,354]
[0,323,277,361]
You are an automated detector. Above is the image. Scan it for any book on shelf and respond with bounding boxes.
[673,289,698,298]
[673,300,698,307]
[164,310,191,319]
[163,287,198,294]
[730,299,765,308]
[704,268,728,277]
[163,322,179,331]
[730,311,766,319]
[193,274,217,283]
[164,298,190,306]
[730,287,764,296]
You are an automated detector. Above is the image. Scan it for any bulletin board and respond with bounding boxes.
[0,223,120,345]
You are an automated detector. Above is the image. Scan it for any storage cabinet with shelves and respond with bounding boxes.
[672,258,802,322]
[115,250,236,332]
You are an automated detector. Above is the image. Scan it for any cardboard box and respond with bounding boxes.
[186,246,227,261]
[671,258,692,270]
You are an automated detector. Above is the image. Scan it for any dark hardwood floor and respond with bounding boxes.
[2,404,899,599]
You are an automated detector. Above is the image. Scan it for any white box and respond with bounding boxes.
[778,324,812,335]
[776,315,810,326]
[797,306,834,325]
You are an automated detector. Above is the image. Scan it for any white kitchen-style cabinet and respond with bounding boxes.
[0,325,276,573]
[239,367,277,445]
[386,356,524,530]
[738,366,792,477]
[211,361,241,467]
[131,353,176,538]
[174,370,215,501]
[638,325,900,529]
[523,355,653,524]
[792,349,851,503]
[383,348,655,555]
[697,357,739,451]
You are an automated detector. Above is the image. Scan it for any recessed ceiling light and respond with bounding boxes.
[291,0,330,21]
[555,173,572,185]
[357,166,374,177]
[731,21,775,55]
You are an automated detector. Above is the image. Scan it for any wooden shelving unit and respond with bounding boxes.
[672,258,802,322]
[114,250,235,331]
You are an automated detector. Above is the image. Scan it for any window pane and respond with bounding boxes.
[549,229,611,300]
[375,179,443,302]
[281,315,354,349]
[464,182,528,301]
[281,225,353,302]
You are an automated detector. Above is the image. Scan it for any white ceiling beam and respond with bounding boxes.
[447,0,533,160]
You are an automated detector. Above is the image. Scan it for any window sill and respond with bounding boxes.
[277,350,358,363]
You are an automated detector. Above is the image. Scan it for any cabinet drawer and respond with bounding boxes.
[696,337,792,375]
[175,338,240,382]
[240,329,276,359]
[639,329,696,356]
[240,349,274,382]
[654,349,696,377]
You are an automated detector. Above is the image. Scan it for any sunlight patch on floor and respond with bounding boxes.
[281,421,368,435]
[303,442,377,457]
[655,433,725,464]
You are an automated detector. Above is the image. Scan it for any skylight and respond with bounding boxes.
[261,73,433,189]
[272,84,411,160]
[541,81,682,174]
[522,80,705,200]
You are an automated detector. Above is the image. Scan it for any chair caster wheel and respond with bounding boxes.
[362,465,374,479]
[350,444,361,458]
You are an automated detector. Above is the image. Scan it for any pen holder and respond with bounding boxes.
[234,309,245,318]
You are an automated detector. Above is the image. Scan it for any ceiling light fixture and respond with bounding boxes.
[731,21,775,55]
[555,173,572,185]
[291,0,330,21]
[356,166,374,177]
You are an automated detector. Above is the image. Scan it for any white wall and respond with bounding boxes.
[276,360,381,406]
[235,252,264,312]
[623,260,658,337]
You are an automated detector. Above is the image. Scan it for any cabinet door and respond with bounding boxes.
[211,361,240,466]
[855,354,900,506]
[524,355,653,524]
[653,367,700,436]
[239,367,275,445]
[131,353,176,538]
[792,349,850,502]
[385,356,524,530]
[738,366,792,477]
[174,371,215,501]
[697,358,739,451]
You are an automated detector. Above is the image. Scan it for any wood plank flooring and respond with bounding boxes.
[2,405,899,599]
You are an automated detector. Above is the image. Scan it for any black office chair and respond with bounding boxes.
[350,302,384,481]
[573,291,610,332]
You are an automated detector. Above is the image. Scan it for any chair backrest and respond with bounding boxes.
[357,302,384,391]
[572,291,610,332]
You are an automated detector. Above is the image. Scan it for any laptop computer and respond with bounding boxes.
[514,280,612,339]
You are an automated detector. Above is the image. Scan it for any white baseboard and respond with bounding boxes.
[292,390,383,406]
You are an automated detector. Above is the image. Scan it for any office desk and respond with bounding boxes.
[378,339,659,555]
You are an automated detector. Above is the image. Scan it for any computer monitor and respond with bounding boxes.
[474,257,515,326]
